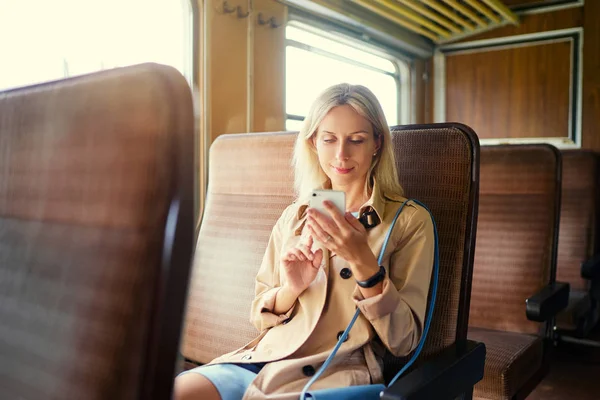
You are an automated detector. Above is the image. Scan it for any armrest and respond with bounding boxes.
[381,340,486,400]
[526,282,570,322]
[591,280,600,301]
[582,254,600,280]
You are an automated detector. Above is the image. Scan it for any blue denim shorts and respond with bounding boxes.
[178,363,265,400]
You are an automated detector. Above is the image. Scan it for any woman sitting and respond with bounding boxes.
[174,83,434,400]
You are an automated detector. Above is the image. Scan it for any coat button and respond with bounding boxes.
[337,331,349,342]
[241,354,252,360]
[302,365,316,377]
[340,268,352,279]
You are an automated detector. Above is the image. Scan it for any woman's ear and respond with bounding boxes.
[375,134,382,153]
[310,133,318,151]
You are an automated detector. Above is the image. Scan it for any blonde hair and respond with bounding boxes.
[292,83,403,200]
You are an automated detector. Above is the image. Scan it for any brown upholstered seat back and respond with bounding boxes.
[557,150,599,291]
[181,132,297,364]
[383,124,479,378]
[0,64,194,400]
[469,145,561,335]
[183,125,480,375]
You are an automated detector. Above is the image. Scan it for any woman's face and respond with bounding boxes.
[313,105,380,189]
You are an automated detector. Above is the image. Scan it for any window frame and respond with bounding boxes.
[284,18,411,129]
[0,0,195,91]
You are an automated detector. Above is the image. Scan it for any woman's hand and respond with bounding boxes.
[306,201,380,283]
[280,235,323,296]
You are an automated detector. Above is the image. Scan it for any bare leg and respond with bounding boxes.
[173,373,222,400]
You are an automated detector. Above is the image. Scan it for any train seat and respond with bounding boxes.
[181,124,485,399]
[469,145,569,400]
[0,63,194,399]
[556,150,600,337]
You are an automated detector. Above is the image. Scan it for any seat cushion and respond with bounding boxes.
[469,328,543,400]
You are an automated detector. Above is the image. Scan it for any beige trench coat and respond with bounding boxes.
[209,183,434,399]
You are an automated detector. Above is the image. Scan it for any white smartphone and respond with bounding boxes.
[309,189,346,215]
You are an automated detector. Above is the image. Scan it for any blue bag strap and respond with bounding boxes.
[300,199,440,399]
[387,199,439,386]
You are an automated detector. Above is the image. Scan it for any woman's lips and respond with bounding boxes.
[333,166,353,174]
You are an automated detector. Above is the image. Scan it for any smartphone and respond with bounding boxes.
[309,189,346,215]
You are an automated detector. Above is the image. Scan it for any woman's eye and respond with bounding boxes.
[323,138,335,143]
[350,139,365,144]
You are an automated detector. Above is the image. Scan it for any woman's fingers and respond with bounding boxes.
[307,218,332,245]
[323,201,350,231]
[292,248,307,261]
[308,208,339,237]
[283,252,298,262]
[344,212,364,232]
[283,248,305,262]
[312,248,323,269]
[297,243,314,261]
[306,234,314,249]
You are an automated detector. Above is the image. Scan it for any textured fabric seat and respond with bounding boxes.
[181,133,297,362]
[0,64,194,400]
[384,124,480,379]
[556,150,600,336]
[469,328,543,399]
[181,124,481,396]
[469,145,562,400]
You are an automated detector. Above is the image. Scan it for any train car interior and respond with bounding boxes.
[0,0,598,399]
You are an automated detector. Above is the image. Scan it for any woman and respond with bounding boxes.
[174,84,434,400]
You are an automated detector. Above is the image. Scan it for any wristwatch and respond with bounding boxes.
[356,265,386,288]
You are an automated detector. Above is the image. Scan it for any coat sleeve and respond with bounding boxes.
[352,204,434,357]
[250,211,298,332]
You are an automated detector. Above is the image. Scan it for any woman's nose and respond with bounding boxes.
[336,143,349,161]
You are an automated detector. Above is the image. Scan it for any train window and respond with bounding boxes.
[0,0,193,91]
[285,21,407,130]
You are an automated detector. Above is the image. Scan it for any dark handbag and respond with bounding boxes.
[300,199,440,400]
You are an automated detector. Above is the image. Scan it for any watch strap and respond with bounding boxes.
[356,265,386,288]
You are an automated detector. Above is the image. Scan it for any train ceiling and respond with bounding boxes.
[286,0,520,46]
